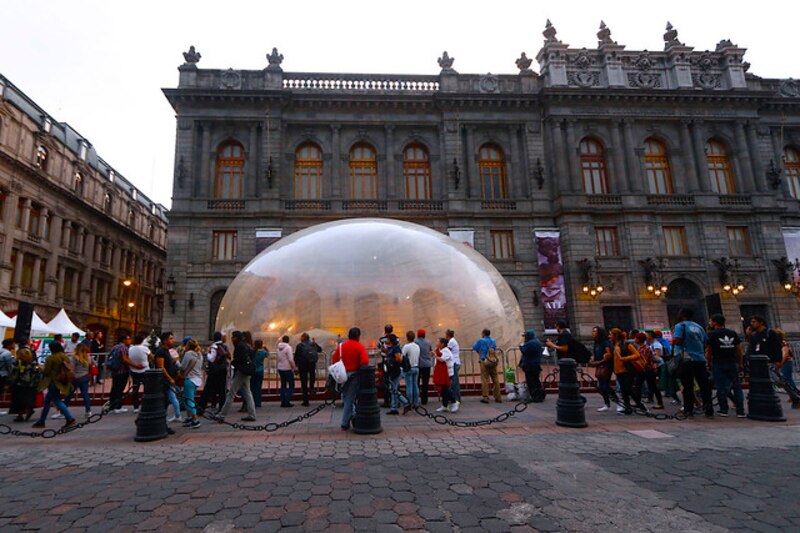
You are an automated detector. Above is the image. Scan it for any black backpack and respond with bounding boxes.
[401,353,411,373]
[568,339,592,364]
[207,343,229,374]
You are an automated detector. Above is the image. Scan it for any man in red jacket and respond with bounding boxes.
[332,327,370,430]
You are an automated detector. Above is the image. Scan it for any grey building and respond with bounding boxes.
[163,23,800,341]
[0,74,169,338]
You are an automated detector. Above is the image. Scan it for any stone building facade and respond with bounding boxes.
[0,74,168,337]
[163,23,800,342]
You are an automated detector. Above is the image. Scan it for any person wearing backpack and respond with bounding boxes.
[385,334,411,415]
[673,308,713,418]
[519,329,544,402]
[106,334,141,413]
[0,338,14,411]
[473,328,501,404]
[198,332,229,416]
[32,342,76,429]
[402,331,420,408]
[294,333,319,406]
[216,331,257,422]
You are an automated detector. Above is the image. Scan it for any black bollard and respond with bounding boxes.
[134,369,169,442]
[352,365,383,435]
[746,355,786,422]
[555,358,588,428]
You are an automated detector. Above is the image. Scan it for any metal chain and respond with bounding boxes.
[204,398,336,432]
[412,401,531,428]
[0,386,137,439]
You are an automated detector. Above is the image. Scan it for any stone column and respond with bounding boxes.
[91,276,99,309]
[56,265,66,303]
[331,126,341,198]
[79,229,94,300]
[71,270,80,301]
[622,120,643,193]
[385,125,395,200]
[508,125,524,199]
[746,122,766,192]
[691,121,711,193]
[247,123,258,198]
[564,120,580,193]
[31,256,42,295]
[48,214,62,246]
[0,190,18,287]
[550,120,567,194]
[734,122,755,193]
[609,121,629,193]
[38,208,49,239]
[200,122,212,197]
[43,239,59,301]
[679,120,701,193]
[109,246,120,311]
[12,250,24,288]
[20,198,32,235]
[465,127,479,198]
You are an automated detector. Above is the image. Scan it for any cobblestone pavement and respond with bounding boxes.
[1,394,799,532]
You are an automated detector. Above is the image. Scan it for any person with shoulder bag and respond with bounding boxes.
[589,327,619,411]
[215,331,258,422]
[198,332,229,416]
[9,348,40,422]
[473,328,501,404]
[32,342,76,429]
[673,308,713,418]
[610,329,646,415]
[633,332,663,409]
[179,339,204,428]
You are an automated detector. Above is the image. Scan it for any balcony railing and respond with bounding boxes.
[342,200,387,211]
[399,200,444,211]
[207,200,245,210]
[719,194,752,206]
[26,233,42,243]
[586,194,623,206]
[283,73,440,92]
[283,200,332,211]
[646,194,695,206]
[481,200,517,211]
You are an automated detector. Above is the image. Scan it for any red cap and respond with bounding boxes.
[416,329,426,337]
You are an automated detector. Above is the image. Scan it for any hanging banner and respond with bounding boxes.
[782,228,800,282]
[534,229,568,333]
[448,228,474,248]
[255,228,282,254]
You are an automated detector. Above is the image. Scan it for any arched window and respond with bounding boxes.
[579,138,609,194]
[785,147,800,199]
[294,142,323,200]
[349,143,378,199]
[479,144,508,200]
[209,289,226,340]
[644,138,673,194]
[74,172,84,196]
[35,146,48,171]
[706,140,735,194]
[214,141,244,199]
[403,144,431,200]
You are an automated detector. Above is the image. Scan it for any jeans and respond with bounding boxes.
[389,374,409,410]
[220,371,256,418]
[418,366,431,405]
[405,367,420,406]
[298,362,316,404]
[617,372,644,412]
[250,370,264,407]
[451,363,461,402]
[68,375,91,413]
[712,361,744,414]
[340,372,359,428]
[279,370,295,405]
[167,386,181,418]
[643,370,663,406]
[769,362,800,402]
[781,361,798,395]
[109,373,129,410]
[130,372,145,410]
[597,377,619,406]
[37,382,74,423]
[679,360,713,415]
[183,380,198,416]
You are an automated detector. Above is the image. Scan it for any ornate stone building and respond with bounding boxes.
[0,74,168,337]
[163,22,800,342]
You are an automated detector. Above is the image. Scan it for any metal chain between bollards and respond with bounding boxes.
[0,387,137,439]
[205,398,337,432]
[412,401,531,428]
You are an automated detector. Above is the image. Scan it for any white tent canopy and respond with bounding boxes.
[44,308,85,336]
[31,311,51,336]
[0,310,15,328]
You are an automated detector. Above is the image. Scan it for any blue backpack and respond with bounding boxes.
[105,345,123,371]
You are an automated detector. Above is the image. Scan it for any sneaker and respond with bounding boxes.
[402,405,412,415]
[182,419,194,427]
[652,405,665,410]
[133,408,140,414]
[63,419,76,429]
[450,403,460,413]
[737,413,746,418]
[596,406,609,412]
[716,411,729,417]
[387,410,399,415]
[241,416,256,422]
[189,420,201,429]
[670,399,681,406]
[616,405,625,413]
[51,413,63,419]
[480,398,489,404]
[435,406,450,413]
[167,416,179,423]
[32,421,45,428]
[114,408,129,414]
[0,410,7,415]
[85,412,93,418]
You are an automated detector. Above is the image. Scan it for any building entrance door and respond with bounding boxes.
[665,278,707,328]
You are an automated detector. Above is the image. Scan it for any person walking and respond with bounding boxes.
[217,331,257,422]
[634,332,664,410]
[179,338,203,429]
[402,331,421,408]
[445,330,461,410]
[749,316,800,409]
[673,308,714,418]
[127,333,150,413]
[589,326,619,411]
[332,327,369,430]
[32,342,76,429]
[473,328,501,404]
[9,348,39,422]
[198,332,229,415]
[294,333,319,406]
[706,314,745,417]
[519,329,544,401]
[90,331,105,385]
[610,329,647,415]
[106,334,141,414]
[774,329,800,409]
[154,332,183,423]
[65,343,93,418]
[276,335,296,408]
[433,338,455,413]
[415,329,433,406]
[250,340,268,408]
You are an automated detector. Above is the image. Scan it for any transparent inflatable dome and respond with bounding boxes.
[216,218,524,352]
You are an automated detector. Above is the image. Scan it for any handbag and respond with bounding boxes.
[483,346,499,369]
[433,359,450,387]
[328,344,348,384]
[668,352,690,377]
[595,364,611,381]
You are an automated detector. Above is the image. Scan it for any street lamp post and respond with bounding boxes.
[123,277,141,334]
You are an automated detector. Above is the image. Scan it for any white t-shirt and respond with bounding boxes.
[128,344,150,374]
[402,343,420,368]
[447,338,461,365]
[63,339,80,354]
[440,347,455,376]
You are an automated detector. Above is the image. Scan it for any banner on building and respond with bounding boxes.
[534,229,568,333]
[255,228,282,254]
[448,228,474,248]
[782,228,800,282]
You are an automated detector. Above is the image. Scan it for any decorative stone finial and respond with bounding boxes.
[515,52,533,73]
[715,39,735,52]
[182,45,201,65]
[663,22,683,48]
[438,51,455,72]
[543,19,559,43]
[266,47,284,72]
[597,20,614,45]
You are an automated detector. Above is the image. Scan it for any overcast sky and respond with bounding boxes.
[1,0,796,209]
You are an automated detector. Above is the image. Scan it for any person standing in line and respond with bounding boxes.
[153,332,182,424]
[198,332,229,416]
[179,338,203,429]
[672,308,713,418]
[473,328,501,404]
[63,332,81,355]
[127,333,150,413]
[519,329,544,402]
[9,348,38,421]
[544,321,573,359]
[402,331,421,408]
[445,329,461,411]
[294,333,319,406]
[774,329,800,409]
[276,335,297,408]
[610,328,647,415]
[433,338,455,413]
[216,331,257,422]
[749,316,800,409]
[378,324,394,408]
[385,334,411,415]
[589,326,618,411]
[32,342,76,429]
[250,340,268,408]
[706,314,745,417]
[634,332,664,410]
[63,343,93,418]
[0,338,14,412]
[415,329,432,406]
[332,327,369,431]
[106,334,141,414]
[90,331,105,385]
